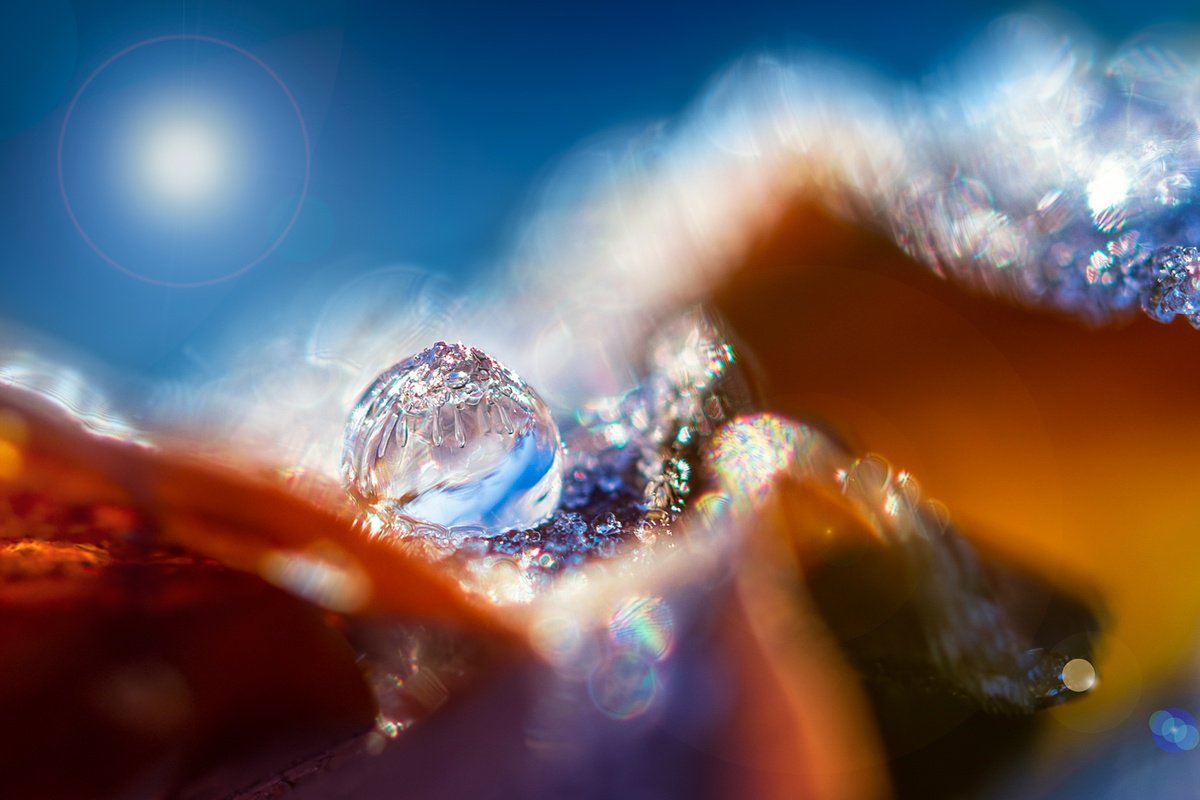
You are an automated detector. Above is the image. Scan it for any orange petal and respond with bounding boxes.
[715,199,1188,723]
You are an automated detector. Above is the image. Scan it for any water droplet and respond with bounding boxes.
[343,342,564,534]
[1061,657,1096,693]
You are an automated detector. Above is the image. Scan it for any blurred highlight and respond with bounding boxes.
[1150,708,1199,752]
[259,543,371,613]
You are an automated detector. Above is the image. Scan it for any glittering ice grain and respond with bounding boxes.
[342,342,564,534]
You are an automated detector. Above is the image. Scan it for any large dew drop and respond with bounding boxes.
[342,342,564,535]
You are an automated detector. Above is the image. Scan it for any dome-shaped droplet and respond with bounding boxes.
[342,342,564,534]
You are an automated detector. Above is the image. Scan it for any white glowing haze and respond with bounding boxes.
[138,116,230,207]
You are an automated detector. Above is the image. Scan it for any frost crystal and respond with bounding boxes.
[342,342,563,534]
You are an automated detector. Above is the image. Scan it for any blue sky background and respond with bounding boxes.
[1,0,1197,377]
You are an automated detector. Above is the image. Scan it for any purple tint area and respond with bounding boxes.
[186,583,788,800]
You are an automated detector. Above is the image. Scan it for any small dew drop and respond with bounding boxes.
[1061,657,1097,693]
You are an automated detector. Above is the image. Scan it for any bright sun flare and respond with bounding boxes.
[140,119,227,205]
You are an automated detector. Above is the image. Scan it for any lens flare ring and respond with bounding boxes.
[56,33,311,288]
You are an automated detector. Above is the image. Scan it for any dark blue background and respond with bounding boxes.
[0,0,1195,376]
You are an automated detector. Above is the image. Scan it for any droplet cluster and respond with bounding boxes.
[1142,246,1200,326]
